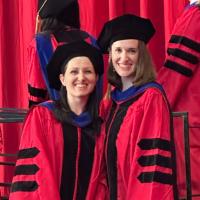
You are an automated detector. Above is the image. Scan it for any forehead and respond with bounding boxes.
[66,56,93,67]
[112,39,139,48]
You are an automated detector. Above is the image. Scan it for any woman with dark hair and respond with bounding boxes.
[28,0,97,107]
[97,14,178,200]
[9,41,107,200]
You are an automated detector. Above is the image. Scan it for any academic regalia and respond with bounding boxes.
[101,82,176,200]
[9,102,108,200]
[157,3,200,198]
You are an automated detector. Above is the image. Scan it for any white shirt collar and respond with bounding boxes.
[190,0,198,5]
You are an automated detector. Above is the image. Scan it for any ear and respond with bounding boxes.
[59,74,65,86]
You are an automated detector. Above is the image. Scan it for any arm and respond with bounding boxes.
[157,6,200,108]
[27,39,48,107]
[9,106,63,200]
[126,90,175,200]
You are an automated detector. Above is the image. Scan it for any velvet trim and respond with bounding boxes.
[164,59,193,77]
[138,138,171,151]
[70,112,92,128]
[60,123,77,200]
[167,48,198,64]
[60,122,95,200]
[138,154,172,168]
[170,35,200,53]
[106,95,142,200]
[111,82,165,102]
[28,84,47,98]
[77,125,95,199]
[137,171,173,185]
[14,164,39,175]
[29,100,40,107]
[18,147,40,159]
[11,181,38,192]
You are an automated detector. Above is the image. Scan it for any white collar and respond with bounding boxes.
[190,0,198,5]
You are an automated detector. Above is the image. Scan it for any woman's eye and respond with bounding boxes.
[128,48,138,54]
[85,70,92,74]
[115,48,122,53]
[70,70,78,74]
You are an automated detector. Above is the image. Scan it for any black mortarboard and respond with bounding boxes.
[38,0,76,18]
[47,41,104,90]
[97,14,156,53]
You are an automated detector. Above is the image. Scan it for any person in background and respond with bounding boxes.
[28,0,97,107]
[157,0,200,198]
[97,14,178,200]
[9,41,107,200]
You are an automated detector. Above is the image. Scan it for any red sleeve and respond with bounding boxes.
[9,106,63,200]
[157,6,200,108]
[27,39,48,107]
[126,90,174,200]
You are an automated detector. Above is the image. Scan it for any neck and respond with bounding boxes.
[121,77,134,91]
[67,96,88,115]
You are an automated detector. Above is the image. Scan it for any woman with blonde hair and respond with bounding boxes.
[98,14,178,200]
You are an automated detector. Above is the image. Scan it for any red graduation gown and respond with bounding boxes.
[157,4,200,198]
[101,83,176,200]
[9,104,108,200]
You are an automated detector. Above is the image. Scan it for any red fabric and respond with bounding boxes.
[0,0,189,196]
[9,104,108,200]
[103,86,175,199]
[157,4,200,198]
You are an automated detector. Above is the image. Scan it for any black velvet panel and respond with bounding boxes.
[11,181,38,192]
[77,125,95,200]
[106,94,142,200]
[164,59,193,77]
[60,122,96,200]
[28,84,47,98]
[138,154,172,168]
[60,123,77,200]
[14,164,39,175]
[167,48,198,64]
[29,100,40,107]
[170,35,200,53]
[18,147,40,159]
[138,171,173,185]
[138,138,171,151]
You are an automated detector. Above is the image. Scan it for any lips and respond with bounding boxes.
[75,83,88,88]
[118,63,132,69]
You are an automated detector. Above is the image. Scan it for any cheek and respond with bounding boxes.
[63,76,73,87]
[132,54,139,62]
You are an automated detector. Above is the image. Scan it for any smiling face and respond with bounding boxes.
[110,39,139,78]
[59,56,98,101]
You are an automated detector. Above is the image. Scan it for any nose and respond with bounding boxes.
[77,71,85,80]
[120,51,129,62]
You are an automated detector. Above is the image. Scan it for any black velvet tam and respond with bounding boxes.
[38,0,76,18]
[47,41,104,90]
[97,14,156,53]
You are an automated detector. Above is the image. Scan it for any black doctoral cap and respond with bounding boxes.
[38,0,80,27]
[97,14,155,53]
[47,41,104,90]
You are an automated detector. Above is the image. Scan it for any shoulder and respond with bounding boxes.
[132,83,169,109]
[27,101,56,121]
